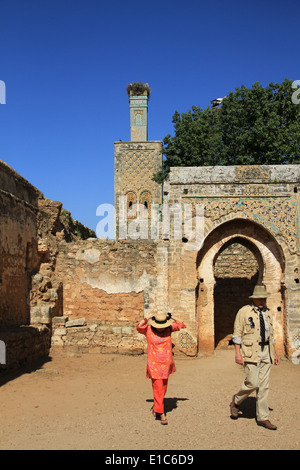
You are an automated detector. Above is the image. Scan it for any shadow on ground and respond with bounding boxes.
[146,397,189,414]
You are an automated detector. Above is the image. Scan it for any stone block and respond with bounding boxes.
[51,336,64,346]
[121,326,133,335]
[66,318,86,328]
[52,316,69,325]
[118,337,144,355]
[52,327,66,337]
[112,326,122,334]
[31,305,54,324]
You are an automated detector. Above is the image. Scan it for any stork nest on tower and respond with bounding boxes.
[126,82,151,98]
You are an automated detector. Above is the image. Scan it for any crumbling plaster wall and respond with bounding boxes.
[51,239,164,354]
[51,238,194,356]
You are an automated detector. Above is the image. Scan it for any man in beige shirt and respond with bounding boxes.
[230,285,280,430]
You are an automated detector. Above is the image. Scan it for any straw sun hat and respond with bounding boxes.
[148,313,173,329]
[249,285,271,299]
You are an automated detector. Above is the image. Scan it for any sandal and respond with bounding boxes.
[160,414,168,425]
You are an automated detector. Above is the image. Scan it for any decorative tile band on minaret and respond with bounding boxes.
[126,82,150,142]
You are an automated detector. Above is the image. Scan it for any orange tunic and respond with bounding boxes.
[136,321,186,379]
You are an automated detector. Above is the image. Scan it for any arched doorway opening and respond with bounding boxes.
[196,218,285,356]
[213,237,263,348]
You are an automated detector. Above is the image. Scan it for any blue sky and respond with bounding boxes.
[0,0,299,233]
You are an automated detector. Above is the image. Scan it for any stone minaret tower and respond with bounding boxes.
[129,83,149,141]
[114,83,162,240]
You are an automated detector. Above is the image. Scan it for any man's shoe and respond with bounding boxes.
[257,420,277,430]
[230,395,239,419]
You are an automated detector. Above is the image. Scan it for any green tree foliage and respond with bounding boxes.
[154,79,300,183]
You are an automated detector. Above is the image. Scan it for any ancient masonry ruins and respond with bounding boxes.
[0,83,300,370]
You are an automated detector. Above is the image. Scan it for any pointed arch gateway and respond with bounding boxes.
[196,218,286,356]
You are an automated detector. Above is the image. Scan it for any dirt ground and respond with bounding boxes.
[0,349,299,451]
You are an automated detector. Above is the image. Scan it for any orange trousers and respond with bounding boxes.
[151,378,168,414]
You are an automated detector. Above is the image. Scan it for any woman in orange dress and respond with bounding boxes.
[136,313,186,425]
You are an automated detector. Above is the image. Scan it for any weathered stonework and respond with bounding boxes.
[54,238,159,324]
[1,160,299,361]
[0,325,51,369]
[51,316,146,355]
[0,160,95,370]
[114,141,163,239]
[50,237,188,354]
[129,91,148,142]
[163,165,300,357]
[0,161,41,328]
[114,83,162,240]
[1,84,300,365]
[0,160,52,368]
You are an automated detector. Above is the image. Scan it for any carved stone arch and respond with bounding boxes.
[195,217,286,355]
[126,191,137,218]
[139,190,152,211]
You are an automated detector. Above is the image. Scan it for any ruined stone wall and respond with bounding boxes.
[2,159,299,364]
[30,198,96,325]
[51,238,195,356]
[0,161,41,327]
[0,325,51,369]
[0,160,96,369]
[51,238,160,354]
[0,160,52,368]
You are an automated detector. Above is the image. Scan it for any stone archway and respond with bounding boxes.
[196,218,285,356]
[213,236,263,348]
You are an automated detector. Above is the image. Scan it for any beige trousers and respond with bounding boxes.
[235,345,271,421]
